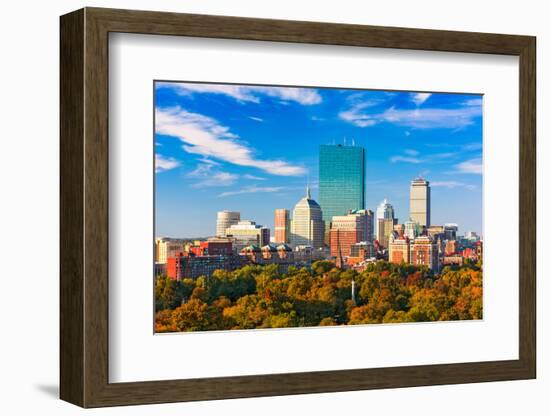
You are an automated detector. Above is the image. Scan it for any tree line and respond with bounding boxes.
[155,260,482,332]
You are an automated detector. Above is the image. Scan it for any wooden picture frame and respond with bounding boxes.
[60,7,536,408]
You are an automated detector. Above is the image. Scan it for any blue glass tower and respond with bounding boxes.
[319,144,365,229]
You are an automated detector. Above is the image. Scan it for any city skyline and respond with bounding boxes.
[155,81,483,238]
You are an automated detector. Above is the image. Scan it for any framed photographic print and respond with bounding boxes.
[60,7,536,408]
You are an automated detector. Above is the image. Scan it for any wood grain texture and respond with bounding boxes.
[518,37,537,376]
[59,7,537,408]
[59,8,84,407]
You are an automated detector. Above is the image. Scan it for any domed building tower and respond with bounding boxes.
[290,186,325,249]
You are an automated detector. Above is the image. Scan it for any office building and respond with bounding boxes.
[290,187,325,249]
[274,209,290,243]
[427,225,445,240]
[377,217,398,248]
[216,210,241,237]
[319,144,365,237]
[329,211,368,257]
[376,199,395,237]
[410,235,439,271]
[444,223,458,241]
[226,220,270,251]
[410,177,431,227]
[352,209,375,243]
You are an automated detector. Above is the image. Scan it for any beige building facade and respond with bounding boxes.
[410,178,431,227]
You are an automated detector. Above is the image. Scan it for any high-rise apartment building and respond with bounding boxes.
[290,187,325,249]
[274,209,290,243]
[216,210,241,237]
[329,212,368,257]
[410,178,431,227]
[319,144,365,236]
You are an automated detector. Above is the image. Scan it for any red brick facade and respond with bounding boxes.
[330,229,363,257]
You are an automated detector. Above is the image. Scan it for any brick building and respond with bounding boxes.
[410,235,439,271]
[330,212,367,257]
[388,235,411,264]
[274,209,290,244]
[188,239,233,257]
[166,253,242,281]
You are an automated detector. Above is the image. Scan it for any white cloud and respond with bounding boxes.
[218,186,284,197]
[155,154,180,173]
[197,157,220,166]
[430,152,457,160]
[411,92,432,105]
[455,158,483,174]
[404,131,411,137]
[156,107,306,176]
[259,86,321,105]
[390,155,421,164]
[248,116,264,122]
[464,98,483,107]
[381,106,481,129]
[339,101,482,129]
[156,82,321,105]
[338,106,377,127]
[338,94,395,127]
[390,151,457,165]
[431,181,476,190]
[191,171,238,188]
[243,174,266,180]
[188,162,238,188]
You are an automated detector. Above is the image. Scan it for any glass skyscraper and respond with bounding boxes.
[319,144,366,233]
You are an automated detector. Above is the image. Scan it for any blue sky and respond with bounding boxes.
[154,81,483,238]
